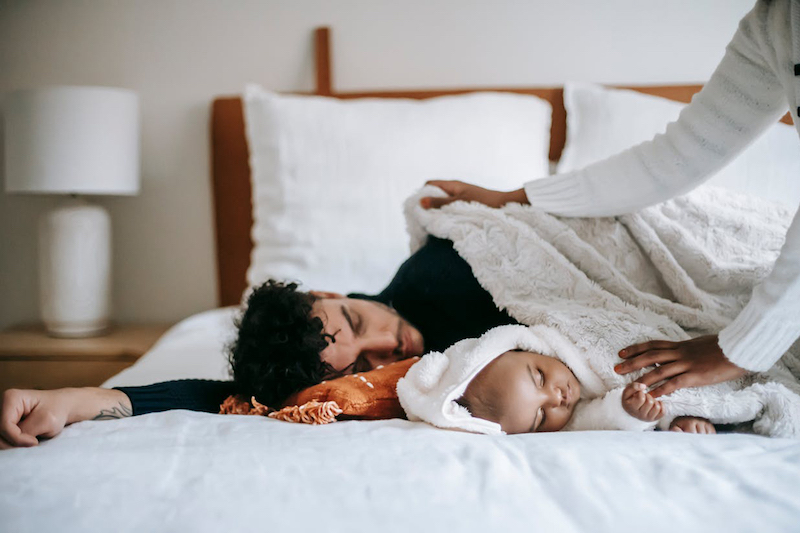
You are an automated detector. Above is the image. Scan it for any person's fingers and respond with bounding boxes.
[635,361,689,388]
[5,431,37,447]
[634,391,647,409]
[652,402,664,420]
[622,383,634,400]
[0,434,18,450]
[622,382,644,400]
[420,196,457,210]
[648,372,692,398]
[643,397,659,420]
[424,180,462,195]
[0,390,39,447]
[706,423,716,435]
[18,411,60,441]
[646,400,663,420]
[671,426,684,432]
[626,391,641,411]
[618,340,677,359]
[640,400,652,420]
[615,349,677,375]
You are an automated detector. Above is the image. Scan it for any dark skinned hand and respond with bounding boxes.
[420,180,529,210]
[614,334,748,398]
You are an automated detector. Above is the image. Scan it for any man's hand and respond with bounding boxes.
[622,382,664,422]
[420,180,529,210]
[669,416,716,434]
[614,335,748,398]
[0,387,131,449]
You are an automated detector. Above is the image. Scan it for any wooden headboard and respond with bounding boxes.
[209,27,786,307]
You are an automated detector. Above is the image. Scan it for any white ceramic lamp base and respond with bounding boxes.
[39,198,111,337]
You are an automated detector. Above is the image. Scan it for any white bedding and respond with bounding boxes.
[102,306,239,388]
[3,308,800,532]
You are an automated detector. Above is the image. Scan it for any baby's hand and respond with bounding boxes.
[622,382,664,422]
[669,416,716,434]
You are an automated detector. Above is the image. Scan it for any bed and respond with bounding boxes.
[3,27,800,533]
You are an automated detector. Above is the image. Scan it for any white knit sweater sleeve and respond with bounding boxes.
[524,1,787,217]
[564,388,656,432]
[525,0,800,372]
[718,208,800,371]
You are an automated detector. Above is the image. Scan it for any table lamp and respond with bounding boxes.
[4,86,140,337]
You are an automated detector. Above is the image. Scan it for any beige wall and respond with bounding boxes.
[0,0,754,329]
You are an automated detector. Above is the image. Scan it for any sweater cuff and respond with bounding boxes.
[114,380,237,416]
[718,303,799,372]
[523,175,590,216]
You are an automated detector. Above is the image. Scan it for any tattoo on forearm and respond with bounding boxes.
[92,403,133,420]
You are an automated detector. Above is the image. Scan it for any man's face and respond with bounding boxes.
[310,292,425,375]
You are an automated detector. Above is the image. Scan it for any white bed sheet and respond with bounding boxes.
[3,308,800,533]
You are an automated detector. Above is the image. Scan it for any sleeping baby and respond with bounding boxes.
[455,348,711,434]
[397,325,800,437]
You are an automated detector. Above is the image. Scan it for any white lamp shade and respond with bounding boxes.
[4,86,140,195]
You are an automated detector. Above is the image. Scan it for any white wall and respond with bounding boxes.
[0,0,754,329]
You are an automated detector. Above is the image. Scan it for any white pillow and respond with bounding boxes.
[243,85,552,295]
[557,82,800,207]
[103,307,238,387]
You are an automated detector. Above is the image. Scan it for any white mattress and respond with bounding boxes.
[3,308,800,532]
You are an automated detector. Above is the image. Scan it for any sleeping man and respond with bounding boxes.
[2,183,799,447]
[0,236,521,448]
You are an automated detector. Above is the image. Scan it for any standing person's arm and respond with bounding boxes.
[617,208,800,396]
[423,0,798,394]
[0,380,236,449]
[423,1,788,215]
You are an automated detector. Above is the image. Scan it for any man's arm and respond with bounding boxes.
[114,379,237,415]
[0,380,237,449]
[0,387,132,449]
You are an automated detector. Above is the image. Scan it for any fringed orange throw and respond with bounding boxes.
[219,357,419,425]
[220,395,342,424]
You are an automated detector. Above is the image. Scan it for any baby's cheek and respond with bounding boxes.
[561,403,579,430]
[551,409,573,432]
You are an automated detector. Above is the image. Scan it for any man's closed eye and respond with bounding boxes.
[342,305,364,336]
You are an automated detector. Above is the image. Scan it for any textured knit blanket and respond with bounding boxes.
[403,185,800,438]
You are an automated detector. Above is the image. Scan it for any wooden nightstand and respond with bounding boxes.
[0,324,172,392]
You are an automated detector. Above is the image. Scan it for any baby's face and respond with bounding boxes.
[462,350,580,434]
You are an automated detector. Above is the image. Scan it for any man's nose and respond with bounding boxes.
[360,331,399,354]
[359,332,401,369]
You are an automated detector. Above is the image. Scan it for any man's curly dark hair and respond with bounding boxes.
[228,279,335,407]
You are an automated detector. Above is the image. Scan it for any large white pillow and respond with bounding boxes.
[557,82,800,207]
[243,85,552,295]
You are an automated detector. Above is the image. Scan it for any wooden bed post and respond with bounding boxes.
[315,27,333,96]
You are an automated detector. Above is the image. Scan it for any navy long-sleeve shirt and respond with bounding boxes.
[116,237,518,415]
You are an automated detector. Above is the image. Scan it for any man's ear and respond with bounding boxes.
[309,290,346,299]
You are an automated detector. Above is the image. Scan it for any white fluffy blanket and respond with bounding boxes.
[403,185,800,438]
